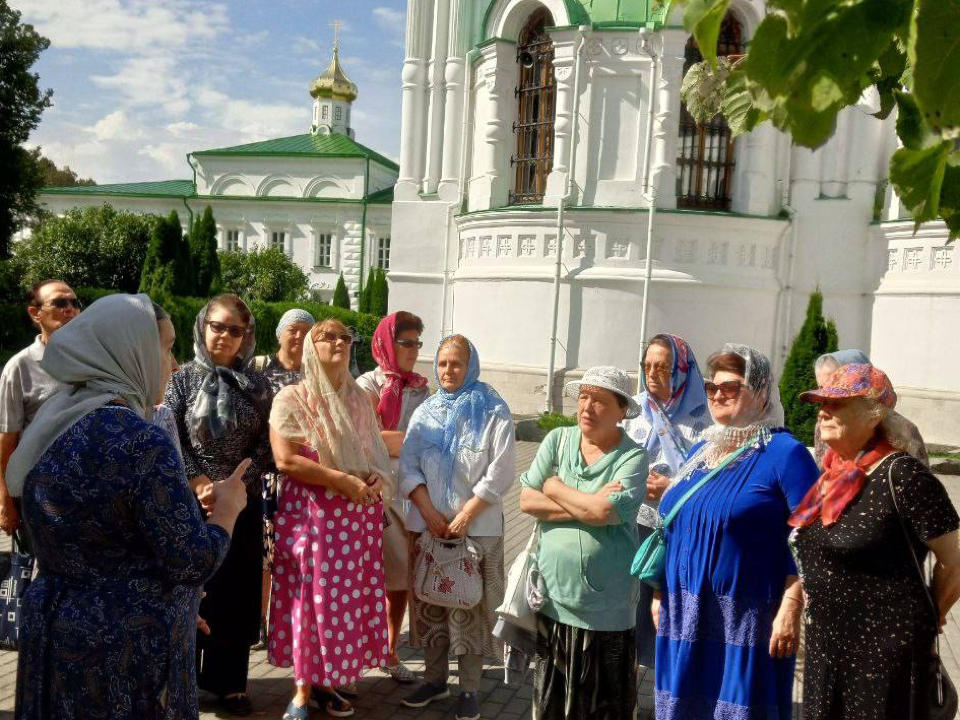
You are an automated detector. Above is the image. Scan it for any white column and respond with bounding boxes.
[650,29,685,210]
[438,0,471,201]
[820,109,850,198]
[422,0,450,194]
[790,144,823,204]
[733,122,779,215]
[396,0,433,200]
[471,40,514,210]
[544,30,579,206]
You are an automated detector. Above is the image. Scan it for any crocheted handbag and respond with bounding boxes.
[413,534,485,609]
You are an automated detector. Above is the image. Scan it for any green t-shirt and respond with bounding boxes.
[520,426,647,631]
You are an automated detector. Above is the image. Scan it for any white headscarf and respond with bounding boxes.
[6,293,161,496]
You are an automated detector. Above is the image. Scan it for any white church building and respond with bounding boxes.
[387,0,959,442]
[38,44,397,305]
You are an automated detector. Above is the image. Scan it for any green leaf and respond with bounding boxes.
[679,58,732,124]
[940,164,960,240]
[889,140,952,228]
[894,90,925,150]
[911,0,960,136]
[683,0,731,70]
[720,66,767,135]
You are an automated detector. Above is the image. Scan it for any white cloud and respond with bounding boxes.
[165,121,200,137]
[372,7,405,28]
[90,110,142,141]
[11,0,228,54]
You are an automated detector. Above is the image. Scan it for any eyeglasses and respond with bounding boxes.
[315,331,355,345]
[205,320,248,339]
[396,339,423,349]
[704,380,746,399]
[644,362,670,376]
[41,298,82,310]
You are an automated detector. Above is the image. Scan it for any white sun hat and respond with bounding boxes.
[564,366,642,419]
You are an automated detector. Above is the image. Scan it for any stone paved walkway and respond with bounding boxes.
[2,445,960,720]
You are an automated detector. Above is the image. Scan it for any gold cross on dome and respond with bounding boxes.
[330,20,342,52]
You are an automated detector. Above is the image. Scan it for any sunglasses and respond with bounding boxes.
[316,330,355,345]
[205,320,248,339]
[704,380,746,399]
[41,298,83,310]
[396,339,423,349]
[644,362,670,376]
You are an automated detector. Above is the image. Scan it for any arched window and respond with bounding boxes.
[676,14,744,210]
[510,9,556,206]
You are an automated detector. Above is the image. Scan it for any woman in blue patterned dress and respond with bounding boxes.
[652,344,819,720]
[6,294,250,720]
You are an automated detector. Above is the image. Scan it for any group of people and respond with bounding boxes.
[0,281,957,720]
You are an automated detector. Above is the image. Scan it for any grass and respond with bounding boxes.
[931,452,960,461]
[537,412,577,431]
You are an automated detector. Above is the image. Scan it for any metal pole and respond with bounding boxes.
[637,30,660,383]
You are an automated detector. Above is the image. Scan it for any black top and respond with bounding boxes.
[795,452,959,720]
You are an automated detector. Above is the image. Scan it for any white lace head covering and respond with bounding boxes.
[697,343,784,468]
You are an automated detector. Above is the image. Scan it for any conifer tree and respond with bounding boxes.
[140,211,194,298]
[368,267,388,317]
[358,267,375,314]
[779,289,839,446]
[190,205,221,296]
[332,273,350,309]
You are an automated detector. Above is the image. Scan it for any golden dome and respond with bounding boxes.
[309,48,358,103]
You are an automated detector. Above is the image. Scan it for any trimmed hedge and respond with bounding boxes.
[0,289,383,374]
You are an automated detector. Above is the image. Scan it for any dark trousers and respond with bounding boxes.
[634,524,657,668]
[196,642,252,697]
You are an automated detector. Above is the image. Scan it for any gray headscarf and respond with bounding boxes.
[6,294,161,497]
[815,348,870,372]
[189,300,271,445]
[275,308,315,340]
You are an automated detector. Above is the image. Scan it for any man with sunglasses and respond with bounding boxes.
[0,280,81,536]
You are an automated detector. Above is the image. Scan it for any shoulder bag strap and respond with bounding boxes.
[661,433,760,530]
[886,455,940,624]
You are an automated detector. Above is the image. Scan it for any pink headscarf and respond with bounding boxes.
[371,312,427,430]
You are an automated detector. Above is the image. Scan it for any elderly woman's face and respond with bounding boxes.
[706,369,756,427]
[577,386,627,433]
[279,322,312,364]
[204,305,247,368]
[157,319,179,404]
[437,345,468,392]
[395,328,422,374]
[313,325,352,368]
[644,344,673,403]
[818,397,881,450]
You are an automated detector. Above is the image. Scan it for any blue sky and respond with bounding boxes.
[13,0,407,184]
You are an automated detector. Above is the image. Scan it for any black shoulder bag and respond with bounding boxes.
[886,456,959,720]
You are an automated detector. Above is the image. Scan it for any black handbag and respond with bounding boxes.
[0,530,35,650]
[886,458,959,720]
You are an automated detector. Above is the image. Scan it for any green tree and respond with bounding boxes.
[332,273,350,309]
[357,267,375,313]
[779,289,839,446]
[675,0,960,238]
[189,205,221,296]
[0,2,53,257]
[33,151,95,187]
[139,211,193,298]
[218,246,309,302]
[367,267,388,317]
[14,205,153,292]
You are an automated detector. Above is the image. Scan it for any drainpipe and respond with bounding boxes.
[636,28,660,383]
[779,204,799,362]
[358,156,371,308]
[183,154,198,228]
[544,27,588,413]
[441,47,480,337]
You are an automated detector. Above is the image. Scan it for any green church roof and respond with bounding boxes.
[481,0,666,40]
[192,133,399,172]
[40,179,196,198]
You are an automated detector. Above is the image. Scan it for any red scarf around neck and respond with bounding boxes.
[789,439,895,528]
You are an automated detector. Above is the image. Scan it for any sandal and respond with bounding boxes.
[334,682,359,698]
[310,688,354,718]
[386,662,416,683]
[280,700,310,720]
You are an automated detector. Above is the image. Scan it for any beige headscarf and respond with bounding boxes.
[6,293,161,497]
[269,332,394,501]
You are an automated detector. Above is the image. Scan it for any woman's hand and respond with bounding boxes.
[211,459,251,518]
[447,510,473,538]
[364,472,387,504]
[192,475,215,514]
[769,598,802,659]
[599,481,623,499]
[338,474,375,505]
[646,471,670,501]
[651,590,662,632]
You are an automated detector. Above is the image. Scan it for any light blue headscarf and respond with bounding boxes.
[415,336,510,514]
[816,348,871,370]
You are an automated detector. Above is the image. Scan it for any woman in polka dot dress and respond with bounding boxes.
[268,319,395,720]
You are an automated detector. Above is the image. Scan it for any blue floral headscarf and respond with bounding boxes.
[415,335,510,514]
[636,333,709,475]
